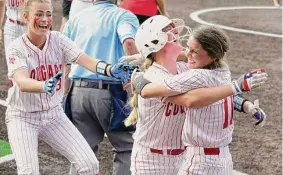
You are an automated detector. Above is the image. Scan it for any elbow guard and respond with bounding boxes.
[233,95,248,112]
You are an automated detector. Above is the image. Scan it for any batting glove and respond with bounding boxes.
[43,72,63,96]
[231,68,268,95]
[246,99,267,128]
[110,63,138,84]
[119,54,145,71]
[131,69,151,95]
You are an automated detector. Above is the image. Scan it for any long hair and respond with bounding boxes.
[124,57,154,127]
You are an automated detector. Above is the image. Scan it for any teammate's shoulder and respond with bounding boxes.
[49,31,66,40]
[9,34,25,48]
[176,61,188,72]
[50,30,60,36]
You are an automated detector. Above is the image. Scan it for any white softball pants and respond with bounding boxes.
[177,146,233,175]
[5,106,99,175]
[130,142,183,175]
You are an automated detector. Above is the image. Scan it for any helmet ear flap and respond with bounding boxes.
[142,32,168,56]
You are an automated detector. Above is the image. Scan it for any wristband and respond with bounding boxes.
[96,61,110,76]
[233,95,248,112]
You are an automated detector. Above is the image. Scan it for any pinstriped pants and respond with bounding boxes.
[177,146,233,175]
[130,142,183,175]
[5,106,99,175]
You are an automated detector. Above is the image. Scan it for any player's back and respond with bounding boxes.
[133,63,187,150]
[181,65,234,148]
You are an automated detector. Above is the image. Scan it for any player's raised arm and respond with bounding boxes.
[74,53,136,84]
[132,68,267,104]
[59,32,136,84]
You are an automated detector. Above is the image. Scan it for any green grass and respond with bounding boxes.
[0,139,12,157]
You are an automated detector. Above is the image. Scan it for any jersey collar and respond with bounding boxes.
[152,62,170,74]
[22,32,51,53]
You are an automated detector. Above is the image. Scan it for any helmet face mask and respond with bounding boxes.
[135,15,192,58]
[166,24,192,46]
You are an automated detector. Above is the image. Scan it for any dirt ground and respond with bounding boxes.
[0,0,282,175]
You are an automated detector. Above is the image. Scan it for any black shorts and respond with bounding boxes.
[135,11,160,25]
[62,0,72,19]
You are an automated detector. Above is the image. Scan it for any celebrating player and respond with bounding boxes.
[0,0,27,55]
[129,23,267,174]
[123,15,192,174]
[4,0,135,174]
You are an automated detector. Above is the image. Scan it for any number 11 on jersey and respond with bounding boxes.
[223,96,234,129]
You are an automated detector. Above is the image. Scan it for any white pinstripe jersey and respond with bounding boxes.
[164,63,234,147]
[6,31,82,112]
[6,0,24,21]
[133,62,188,150]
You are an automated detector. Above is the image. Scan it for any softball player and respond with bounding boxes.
[123,15,192,175]
[0,0,27,55]
[131,25,268,175]
[124,15,259,175]
[5,0,135,174]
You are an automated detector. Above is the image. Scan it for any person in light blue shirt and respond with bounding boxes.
[63,0,139,174]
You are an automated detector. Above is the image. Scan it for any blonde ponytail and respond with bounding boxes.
[124,57,154,127]
[124,92,139,127]
[143,58,154,70]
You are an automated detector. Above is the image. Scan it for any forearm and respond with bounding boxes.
[63,64,71,96]
[123,38,138,55]
[141,81,181,98]
[156,0,166,15]
[17,78,44,93]
[166,85,233,108]
[76,53,111,76]
[13,69,45,93]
